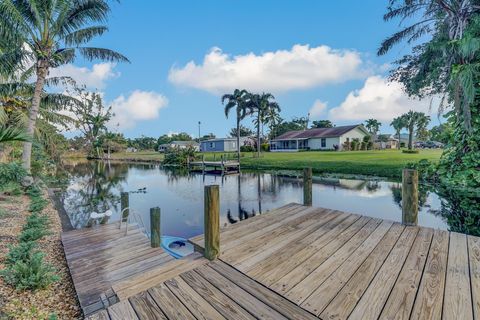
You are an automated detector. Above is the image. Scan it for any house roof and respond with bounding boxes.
[160,140,198,147]
[272,125,367,141]
[201,137,249,143]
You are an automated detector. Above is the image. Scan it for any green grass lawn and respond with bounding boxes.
[240,149,443,178]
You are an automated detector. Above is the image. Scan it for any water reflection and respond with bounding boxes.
[60,160,452,238]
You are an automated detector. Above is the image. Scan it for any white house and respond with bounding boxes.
[158,141,199,152]
[270,124,370,152]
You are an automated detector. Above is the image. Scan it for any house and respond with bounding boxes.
[375,134,399,149]
[158,141,199,152]
[200,137,249,152]
[270,124,370,152]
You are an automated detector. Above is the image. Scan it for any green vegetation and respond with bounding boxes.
[240,149,442,178]
[0,186,58,290]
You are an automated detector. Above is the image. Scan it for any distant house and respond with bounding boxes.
[375,134,399,149]
[270,124,370,152]
[158,141,199,152]
[200,137,249,152]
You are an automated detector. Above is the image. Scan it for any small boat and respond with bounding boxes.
[161,236,194,259]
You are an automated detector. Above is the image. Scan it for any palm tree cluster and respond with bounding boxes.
[0,0,129,171]
[390,111,431,150]
[222,89,281,159]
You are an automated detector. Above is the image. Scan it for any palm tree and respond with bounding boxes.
[378,0,479,132]
[0,0,129,171]
[364,118,382,143]
[247,93,280,157]
[390,116,406,149]
[401,111,431,150]
[222,89,250,161]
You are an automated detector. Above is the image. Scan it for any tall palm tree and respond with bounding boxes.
[247,92,280,157]
[401,110,431,150]
[390,116,406,149]
[0,0,129,171]
[364,118,382,143]
[222,89,250,161]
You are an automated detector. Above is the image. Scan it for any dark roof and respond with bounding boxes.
[273,125,366,140]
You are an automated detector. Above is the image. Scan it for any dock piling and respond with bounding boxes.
[303,168,313,206]
[204,185,220,260]
[150,207,161,248]
[402,169,418,226]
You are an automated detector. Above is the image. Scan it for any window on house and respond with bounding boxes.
[232,142,236,148]
[209,142,215,148]
[321,138,326,148]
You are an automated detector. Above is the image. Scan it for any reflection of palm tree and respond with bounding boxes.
[63,161,128,228]
[257,174,262,214]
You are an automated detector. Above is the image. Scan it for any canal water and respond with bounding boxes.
[58,160,449,239]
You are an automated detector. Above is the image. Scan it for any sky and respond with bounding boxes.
[56,0,441,139]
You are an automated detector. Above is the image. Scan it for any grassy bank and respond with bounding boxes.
[64,149,443,178]
[240,149,442,178]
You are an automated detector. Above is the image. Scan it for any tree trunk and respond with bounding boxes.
[236,117,240,161]
[397,131,401,149]
[257,111,261,158]
[22,61,48,171]
[408,127,414,150]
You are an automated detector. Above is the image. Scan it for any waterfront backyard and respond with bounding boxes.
[73,149,443,178]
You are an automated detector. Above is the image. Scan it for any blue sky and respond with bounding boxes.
[59,0,440,138]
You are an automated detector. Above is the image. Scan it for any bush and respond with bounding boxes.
[0,162,27,185]
[162,146,196,166]
[406,159,439,182]
[240,145,254,152]
[4,242,37,265]
[19,227,51,242]
[0,251,58,290]
[402,149,420,154]
[0,181,23,196]
[261,143,270,152]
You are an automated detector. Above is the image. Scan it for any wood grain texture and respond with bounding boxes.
[107,301,138,320]
[129,291,166,320]
[348,226,418,319]
[379,227,433,320]
[468,235,480,320]
[443,232,473,320]
[204,185,220,260]
[410,229,449,320]
[148,283,196,320]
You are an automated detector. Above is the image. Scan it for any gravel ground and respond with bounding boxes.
[0,189,82,320]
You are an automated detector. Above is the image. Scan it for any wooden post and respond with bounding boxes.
[121,192,129,221]
[204,185,220,260]
[303,168,313,206]
[402,169,418,226]
[150,207,161,248]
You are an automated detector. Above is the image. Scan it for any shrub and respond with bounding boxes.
[163,146,196,166]
[0,181,23,196]
[402,149,419,154]
[24,212,50,230]
[261,143,270,152]
[0,251,58,290]
[406,159,439,182]
[4,242,37,265]
[0,162,27,185]
[19,227,51,242]
[240,145,254,152]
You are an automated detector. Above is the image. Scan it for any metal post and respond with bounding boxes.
[402,169,418,226]
[150,207,161,248]
[303,168,313,206]
[204,185,220,260]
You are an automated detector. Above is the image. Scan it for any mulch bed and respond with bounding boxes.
[0,189,82,320]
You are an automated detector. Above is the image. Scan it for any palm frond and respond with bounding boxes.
[0,125,30,143]
[78,47,130,63]
[64,26,108,46]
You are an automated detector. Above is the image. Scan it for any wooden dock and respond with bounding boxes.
[188,154,240,174]
[70,203,480,319]
[61,223,200,316]
[190,203,480,320]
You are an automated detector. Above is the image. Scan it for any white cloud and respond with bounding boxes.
[168,45,367,94]
[309,99,328,118]
[109,90,168,129]
[328,76,434,122]
[49,63,119,89]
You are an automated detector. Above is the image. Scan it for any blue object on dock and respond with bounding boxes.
[161,236,194,259]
